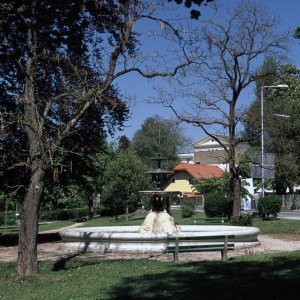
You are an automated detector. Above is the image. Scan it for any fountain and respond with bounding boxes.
[59,154,260,254]
[138,153,181,234]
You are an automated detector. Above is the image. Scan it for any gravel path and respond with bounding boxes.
[1,235,300,263]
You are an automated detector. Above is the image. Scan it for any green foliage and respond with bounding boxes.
[39,208,89,222]
[0,211,16,226]
[194,173,250,200]
[82,145,115,196]
[238,150,254,179]
[101,149,151,216]
[42,184,87,210]
[294,27,300,40]
[257,196,282,220]
[204,193,231,218]
[118,135,131,150]
[194,175,229,195]
[130,115,191,169]
[244,61,300,192]
[181,202,195,218]
[195,175,233,218]
[230,214,253,226]
[93,205,113,217]
[0,192,16,212]
[243,57,279,146]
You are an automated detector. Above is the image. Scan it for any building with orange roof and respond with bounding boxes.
[164,163,224,205]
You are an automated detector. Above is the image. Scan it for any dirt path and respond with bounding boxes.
[1,235,300,263]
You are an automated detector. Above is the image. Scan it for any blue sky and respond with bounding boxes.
[111,0,300,145]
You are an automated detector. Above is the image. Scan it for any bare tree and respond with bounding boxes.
[154,0,289,216]
[1,0,192,275]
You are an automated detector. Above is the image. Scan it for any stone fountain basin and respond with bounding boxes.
[59,225,260,253]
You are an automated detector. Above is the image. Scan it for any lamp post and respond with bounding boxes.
[261,84,289,198]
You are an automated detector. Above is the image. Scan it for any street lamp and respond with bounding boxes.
[261,84,289,198]
[272,113,290,118]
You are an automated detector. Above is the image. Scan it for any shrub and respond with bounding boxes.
[181,202,195,218]
[257,196,282,220]
[230,214,253,226]
[0,211,17,226]
[42,185,87,211]
[39,208,89,221]
[204,193,231,218]
[94,205,112,216]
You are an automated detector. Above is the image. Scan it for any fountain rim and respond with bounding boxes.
[59,225,260,253]
[60,225,260,237]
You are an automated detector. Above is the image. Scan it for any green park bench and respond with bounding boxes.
[192,216,229,224]
[166,234,235,262]
[204,217,229,224]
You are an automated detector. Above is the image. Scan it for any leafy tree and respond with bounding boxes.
[0,0,191,275]
[101,149,151,217]
[245,64,300,194]
[294,27,300,40]
[42,184,87,211]
[82,145,115,199]
[262,66,300,194]
[243,57,279,146]
[131,115,191,169]
[194,175,230,196]
[118,135,131,150]
[194,173,252,201]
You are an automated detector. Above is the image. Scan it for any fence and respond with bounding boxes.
[280,194,300,210]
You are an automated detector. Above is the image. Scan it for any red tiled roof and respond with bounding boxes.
[174,163,223,179]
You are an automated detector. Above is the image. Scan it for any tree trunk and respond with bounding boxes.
[17,165,45,275]
[232,174,241,216]
[228,147,241,216]
[16,8,46,275]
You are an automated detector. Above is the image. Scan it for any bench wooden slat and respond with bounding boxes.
[166,244,235,252]
[167,234,235,262]
[205,219,225,222]
[167,235,235,242]
[166,247,235,253]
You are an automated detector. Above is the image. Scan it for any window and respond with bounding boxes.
[188,177,195,185]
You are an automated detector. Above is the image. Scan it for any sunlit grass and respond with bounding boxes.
[83,210,205,227]
[253,218,300,240]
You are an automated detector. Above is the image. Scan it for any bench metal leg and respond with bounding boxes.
[221,235,228,261]
[174,234,179,262]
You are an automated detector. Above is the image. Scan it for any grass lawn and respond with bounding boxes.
[2,210,300,299]
[1,251,300,299]
[253,218,300,240]
[83,210,205,227]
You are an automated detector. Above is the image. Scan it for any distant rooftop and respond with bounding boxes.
[174,163,223,179]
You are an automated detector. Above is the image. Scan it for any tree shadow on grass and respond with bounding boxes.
[52,231,97,271]
[108,252,300,300]
[52,254,80,271]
